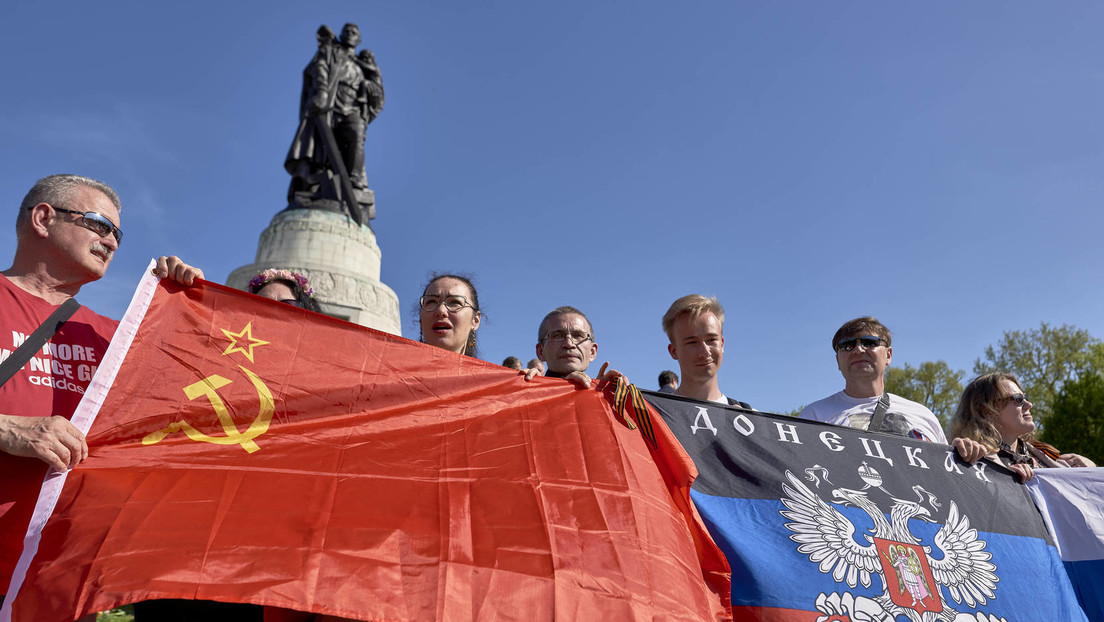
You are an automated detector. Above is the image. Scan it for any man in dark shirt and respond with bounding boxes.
[657,370,678,393]
[535,306,599,383]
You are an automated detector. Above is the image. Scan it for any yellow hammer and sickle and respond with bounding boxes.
[142,365,274,453]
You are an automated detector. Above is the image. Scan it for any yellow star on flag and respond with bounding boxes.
[220,322,270,363]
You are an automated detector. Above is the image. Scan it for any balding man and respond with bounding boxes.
[0,174,202,598]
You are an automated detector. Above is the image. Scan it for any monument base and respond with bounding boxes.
[227,208,401,336]
[289,187,375,222]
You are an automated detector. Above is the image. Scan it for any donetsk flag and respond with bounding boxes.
[1,266,729,622]
[641,391,1090,621]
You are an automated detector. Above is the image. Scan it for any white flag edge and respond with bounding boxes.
[0,260,161,622]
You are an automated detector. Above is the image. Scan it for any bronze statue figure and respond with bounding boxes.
[285,22,384,225]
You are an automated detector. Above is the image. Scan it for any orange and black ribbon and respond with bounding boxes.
[607,377,661,450]
[1029,439,1062,461]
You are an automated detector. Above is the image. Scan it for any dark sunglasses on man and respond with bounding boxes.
[37,205,124,245]
[835,335,886,352]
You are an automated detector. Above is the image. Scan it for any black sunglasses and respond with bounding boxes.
[49,206,123,245]
[835,336,886,352]
[1003,393,1028,406]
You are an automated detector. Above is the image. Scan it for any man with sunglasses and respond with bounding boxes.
[798,317,951,444]
[0,174,203,600]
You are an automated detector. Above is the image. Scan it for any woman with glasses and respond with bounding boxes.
[248,268,322,312]
[267,275,481,622]
[949,373,1096,481]
[418,274,481,357]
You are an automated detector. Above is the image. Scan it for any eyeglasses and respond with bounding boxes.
[48,206,123,245]
[835,335,886,352]
[280,299,304,308]
[1002,393,1028,406]
[541,330,593,345]
[419,295,474,313]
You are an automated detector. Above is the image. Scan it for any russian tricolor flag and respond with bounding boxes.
[1028,469,1104,621]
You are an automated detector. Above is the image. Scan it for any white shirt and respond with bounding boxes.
[798,391,947,444]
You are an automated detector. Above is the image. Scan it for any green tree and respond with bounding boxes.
[885,361,964,427]
[973,323,1104,428]
[1042,373,1104,466]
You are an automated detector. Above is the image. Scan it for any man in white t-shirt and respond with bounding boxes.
[798,317,984,460]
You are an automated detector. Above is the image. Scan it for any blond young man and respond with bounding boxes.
[662,295,750,408]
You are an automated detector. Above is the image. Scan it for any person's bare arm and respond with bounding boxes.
[0,413,87,471]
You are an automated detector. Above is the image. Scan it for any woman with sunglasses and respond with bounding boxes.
[248,268,322,312]
[949,373,1096,481]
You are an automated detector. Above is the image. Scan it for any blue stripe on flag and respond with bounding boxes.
[691,487,1087,619]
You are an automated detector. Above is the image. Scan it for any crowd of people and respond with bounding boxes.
[0,174,1096,620]
[400,275,1095,483]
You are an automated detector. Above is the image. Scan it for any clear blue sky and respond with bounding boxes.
[2,2,1102,414]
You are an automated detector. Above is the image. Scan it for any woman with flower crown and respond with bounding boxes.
[248,268,322,313]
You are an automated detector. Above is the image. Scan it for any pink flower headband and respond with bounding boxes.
[248,269,316,298]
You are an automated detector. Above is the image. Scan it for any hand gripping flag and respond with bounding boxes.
[1,266,730,622]
[640,391,1090,622]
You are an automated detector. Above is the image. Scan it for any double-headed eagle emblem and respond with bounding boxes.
[780,465,999,622]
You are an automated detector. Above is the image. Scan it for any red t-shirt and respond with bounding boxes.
[0,274,118,593]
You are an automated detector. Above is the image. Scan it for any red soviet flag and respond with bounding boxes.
[2,269,730,621]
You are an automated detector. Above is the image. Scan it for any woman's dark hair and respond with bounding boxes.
[416,273,481,358]
[248,269,322,313]
[283,281,322,312]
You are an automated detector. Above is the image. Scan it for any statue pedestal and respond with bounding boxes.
[227,208,401,336]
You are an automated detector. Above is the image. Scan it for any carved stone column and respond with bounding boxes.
[227,208,401,336]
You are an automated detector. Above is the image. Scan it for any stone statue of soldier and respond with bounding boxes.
[285,22,384,225]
